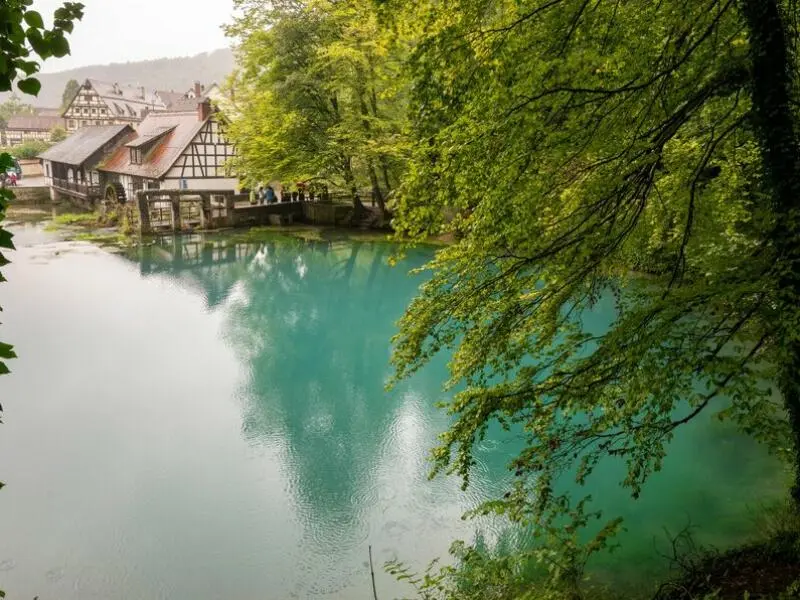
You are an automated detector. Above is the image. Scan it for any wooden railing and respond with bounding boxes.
[52,177,101,198]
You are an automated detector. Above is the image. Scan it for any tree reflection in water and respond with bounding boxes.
[131,233,498,595]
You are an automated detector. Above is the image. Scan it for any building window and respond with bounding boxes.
[146,180,160,190]
[131,178,143,195]
[68,119,76,128]
[80,120,87,127]
[130,148,142,164]
[45,163,51,177]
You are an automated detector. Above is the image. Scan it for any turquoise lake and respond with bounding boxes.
[0,224,788,599]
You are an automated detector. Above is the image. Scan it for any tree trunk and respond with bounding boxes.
[740,0,800,506]
[379,156,392,195]
[369,84,394,196]
[342,156,365,214]
[367,160,387,217]
[358,85,388,220]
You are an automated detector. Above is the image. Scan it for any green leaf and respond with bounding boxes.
[8,22,26,43]
[16,58,38,75]
[23,10,43,29]
[0,361,9,376]
[17,77,40,96]
[0,229,14,250]
[26,27,49,58]
[49,32,70,58]
[56,19,74,34]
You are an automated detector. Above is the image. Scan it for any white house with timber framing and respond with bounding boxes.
[62,79,167,131]
[96,99,238,203]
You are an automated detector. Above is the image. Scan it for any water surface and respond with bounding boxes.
[0,225,787,599]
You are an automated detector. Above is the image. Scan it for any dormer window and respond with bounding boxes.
[124,125,176,168]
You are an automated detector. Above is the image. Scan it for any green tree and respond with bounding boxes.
[225,0,409,219]
[0,94,35,129]
[4,139,50,159]
[60,77,80,111]
[387,0,800,581]
[50,124,67,143]
[0,0,84,439]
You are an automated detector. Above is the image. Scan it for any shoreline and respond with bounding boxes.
[5,204,452,249]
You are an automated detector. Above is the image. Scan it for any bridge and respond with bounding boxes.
[133,189,306,234]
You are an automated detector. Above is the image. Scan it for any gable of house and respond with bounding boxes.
[98,110,206,179]
[163,116,235,181]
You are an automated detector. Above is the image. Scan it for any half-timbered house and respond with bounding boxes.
[3,114,65,146]
[39,124,135,203]
[97,100,238,202]
[62,79,167,132]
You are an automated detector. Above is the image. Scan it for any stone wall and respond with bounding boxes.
[10,186,50,204]
[19,159,42,178]
[233,202,303,228]
[302,202,352,225]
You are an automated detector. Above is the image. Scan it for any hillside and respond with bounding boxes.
[1,48,235,108]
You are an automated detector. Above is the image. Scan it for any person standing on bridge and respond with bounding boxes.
[266,185,276,204]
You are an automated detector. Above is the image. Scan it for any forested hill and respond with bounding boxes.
[0,48,235,107]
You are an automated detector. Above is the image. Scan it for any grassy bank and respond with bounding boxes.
[223,224,449,247]
[40,211,450,250]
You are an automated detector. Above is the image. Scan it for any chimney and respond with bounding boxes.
[198,99,212,122]
[194,81,202,98]
[140,85,145,99]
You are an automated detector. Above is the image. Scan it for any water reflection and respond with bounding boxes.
[127,232,788,592]
[130,233,497,597]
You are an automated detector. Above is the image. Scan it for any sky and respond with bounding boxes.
[33,0,236,73]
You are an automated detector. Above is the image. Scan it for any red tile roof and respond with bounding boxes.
[98,110,206,179]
